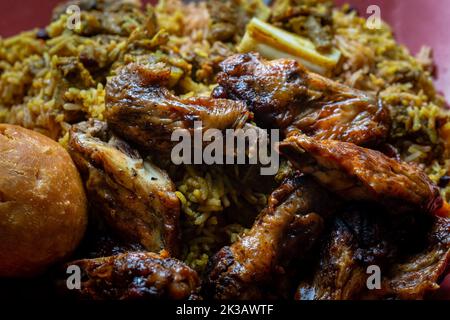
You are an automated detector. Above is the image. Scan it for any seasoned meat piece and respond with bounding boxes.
[105,63,250,152]
[68,120,181,256]
[205,0,269,43]
[279,132,443,214]
[370,217,450,300]
[270,0,334,52]
[212,53,390,146]
[65,252,200,300]
[52,0,145,37]
[207,0,242,42]
[298,213,450,300]
[206,174,338,299]
[296,206,396,300]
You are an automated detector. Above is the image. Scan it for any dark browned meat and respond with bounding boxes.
[270,0,334,52]
[207,0,243,42]
[78,230,145,259]
[206,174,337,299]
[370,217,450,300]
[68,120,181,256]
[212,53,390,146]
[207,0,270,43]
[105,63,250,152]
[296,207,450,300]
[296,206,396,300]
[65,252,200,300]
[279,132,443,214]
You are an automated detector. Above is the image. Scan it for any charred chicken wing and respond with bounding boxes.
[206,174,337,299]
[373,216,450,300]
[297,209,450,300]
[279,133,442,214]
[105,63,250,152]
[65,252,200,300]
[296,206,396,300]
[212,53,390,146]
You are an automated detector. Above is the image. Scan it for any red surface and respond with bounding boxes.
[0,0,449,297]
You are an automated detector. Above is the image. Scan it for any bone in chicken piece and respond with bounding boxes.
[296,209,450,300]
[278,132,443,215]
[65,251,200,300]
[212,52,390,146]
[206,174,337,299]
[105,62,250,152]
[69,120,181,256]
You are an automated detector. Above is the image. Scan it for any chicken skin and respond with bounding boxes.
[297,208,450,300]
[296,206,396,300]
[278,132,443,215]
[206,174,337,299]
[68,120,181,256]
[65,252,200,300]
[105,63,250,152]
[373,216,450,300]
[212,53,390,146]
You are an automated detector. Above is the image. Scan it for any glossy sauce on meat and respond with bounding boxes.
[206,174,337,299]
[65,252,200,300]
[106,63,250,152]
[69,120,181,256]
[213,53,390,146]
[279,132,443,215]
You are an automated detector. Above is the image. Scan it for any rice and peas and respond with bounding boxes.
[0,0,449,272]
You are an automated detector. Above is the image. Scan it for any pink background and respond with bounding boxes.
[0,0,449,298]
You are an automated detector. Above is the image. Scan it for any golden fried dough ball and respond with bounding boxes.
[0,124,88,277]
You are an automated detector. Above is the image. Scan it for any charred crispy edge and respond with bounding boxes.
[214,52,391,146]
[65,252,201,300]
[267,172,305,208]
[205,173,323,299]
[383,217,450,299]
[204,246,243,299]
[278,132,443,215]
[105,63,252,152]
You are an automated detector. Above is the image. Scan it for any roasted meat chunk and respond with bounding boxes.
[371,216,450,300]
[68,120,181,256]
[105,63,250,152]
[297,211,450,300]
[296,206,396,300]
[206,175,337,299]
[270,0,334,52]
[52,0,145,37]
[212,53,390,146]
[279,133,443,214]
[65,252,200,300]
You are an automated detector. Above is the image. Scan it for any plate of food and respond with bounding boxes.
[0,0,449,301]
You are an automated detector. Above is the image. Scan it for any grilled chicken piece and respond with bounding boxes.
[212,53,390,146]
[297,211,450,300]
[371,216,450,300]
[68,120,181,256]
[65,252,200,300]
[52,0,144,37]
[206,174,337,299]
[105,63,250,152]
[296,206,396,300]
[279,132,443,214]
